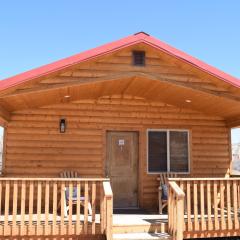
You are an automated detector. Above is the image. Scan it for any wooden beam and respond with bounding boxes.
[0,72,136,97]
[1,71,240,103]
[141,72,240,102]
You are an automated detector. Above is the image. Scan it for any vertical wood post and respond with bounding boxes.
[168,181,185,240]
[103,181,113,240]
[105,196,113,240]
[176,196,184,240]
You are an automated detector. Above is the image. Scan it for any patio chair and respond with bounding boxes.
[157,173,177,214]
[59,170,92,217]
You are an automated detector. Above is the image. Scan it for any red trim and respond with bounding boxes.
[0,32,239,91]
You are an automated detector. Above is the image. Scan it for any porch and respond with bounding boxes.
[0,177,240,240]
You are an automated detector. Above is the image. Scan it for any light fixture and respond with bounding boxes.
[59,118,66,133]
[185,99,191,103]
[64,95,71,98]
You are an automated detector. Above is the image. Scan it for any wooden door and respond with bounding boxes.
[106,131,139,208]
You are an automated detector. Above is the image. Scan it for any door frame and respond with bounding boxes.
[103,127,142,209]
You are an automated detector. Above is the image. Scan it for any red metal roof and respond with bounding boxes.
[0,32,239,91]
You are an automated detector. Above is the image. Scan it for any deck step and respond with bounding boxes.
[113,232,172,240]
[113,214,168,234]
[113,223,168,234]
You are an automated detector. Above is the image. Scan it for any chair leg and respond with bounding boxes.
[64,206,68,217]
[159,190,163,214]
[162,202,168,213]
[88,202,92,215]
[184,198,187,214]
[64,196,68,217]
[159,205,163,214]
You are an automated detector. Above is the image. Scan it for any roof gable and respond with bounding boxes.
[0,32,239,93]
[2,42,233,102]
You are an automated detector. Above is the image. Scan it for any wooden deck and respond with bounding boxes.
[0,213,167,230]
[1,177,240,240]
[3,211,240,240]
[0,213,169,240]
[2,211,240,240]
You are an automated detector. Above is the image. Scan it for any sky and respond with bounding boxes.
[0,1,240,142]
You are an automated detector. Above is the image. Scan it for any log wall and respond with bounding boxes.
[3,97,231,209]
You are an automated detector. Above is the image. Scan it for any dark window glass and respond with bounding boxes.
[170,131,189,172]
[148,131,167,172]
[132,51,145,66]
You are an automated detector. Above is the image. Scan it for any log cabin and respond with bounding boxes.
[0,32,240,240]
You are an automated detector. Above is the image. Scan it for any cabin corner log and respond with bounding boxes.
[226,117,240,128]
[0,105,10,123]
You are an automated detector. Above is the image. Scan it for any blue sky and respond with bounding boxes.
[0,1,240,142]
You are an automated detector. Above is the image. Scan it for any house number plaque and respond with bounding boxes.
[118,139,125,146]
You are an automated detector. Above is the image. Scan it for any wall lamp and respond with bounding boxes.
[59,118,66,133]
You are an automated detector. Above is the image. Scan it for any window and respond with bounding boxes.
[147,130,189,173]
[132,51,145,66]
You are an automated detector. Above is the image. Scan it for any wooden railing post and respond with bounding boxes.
[176,195,184,240]
[100,185,105,234]
[168,181,185,240]
[103,180,113,240]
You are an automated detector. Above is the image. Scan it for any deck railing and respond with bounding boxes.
[168,178,240,239]
[0,177,113,239]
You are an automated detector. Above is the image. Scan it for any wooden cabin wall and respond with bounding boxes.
[3,98,230,210]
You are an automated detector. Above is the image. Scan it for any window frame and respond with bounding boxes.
[132,51,146,66]
[147,129,191,174]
